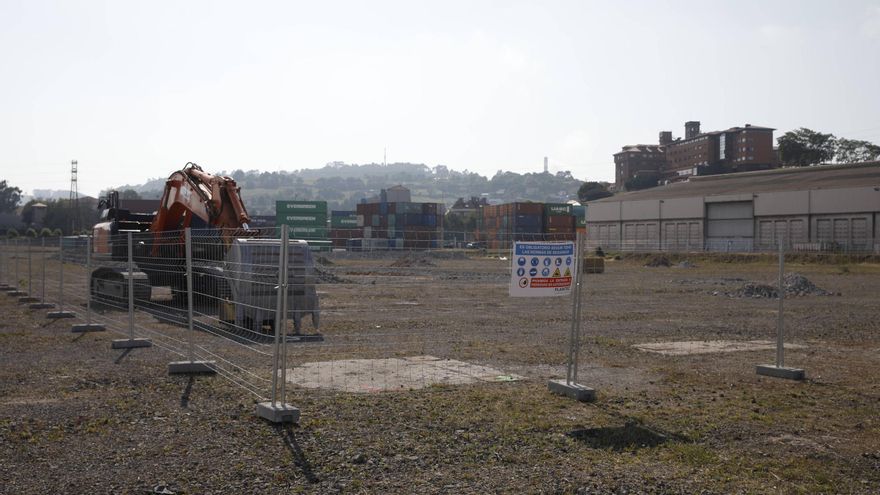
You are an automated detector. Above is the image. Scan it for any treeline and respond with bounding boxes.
[115,162,585,215]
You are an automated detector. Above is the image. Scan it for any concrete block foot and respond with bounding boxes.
[756,365,805,380]
[9,290,27,297]
[256,402,300,424]
[47,311,76,319]
[18,296,39,303]
[29,302,54,309]
[548,379,596,402]
[168,360,216,375]
[71,323,106,333]
[111,338,153,349]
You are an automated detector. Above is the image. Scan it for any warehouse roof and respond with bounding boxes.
[594,162,880,202]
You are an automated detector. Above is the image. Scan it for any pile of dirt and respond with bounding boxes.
[644,256,671,267]
[726,282,779,298]
[389,253,437,267]
[719,273,836,298]
[675,260,697,269]
[314,265,347,284]
[315,255,334,266]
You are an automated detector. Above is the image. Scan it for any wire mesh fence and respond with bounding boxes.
[3,228,871,416]
[583,236,880,254]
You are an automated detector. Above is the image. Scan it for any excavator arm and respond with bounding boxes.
[149,163,255,256]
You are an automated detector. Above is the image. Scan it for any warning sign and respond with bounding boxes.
[509,241,577,297]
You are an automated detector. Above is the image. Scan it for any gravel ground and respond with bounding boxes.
[1,252,879,493]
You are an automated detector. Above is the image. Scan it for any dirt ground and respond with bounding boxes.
[1,252,879,494]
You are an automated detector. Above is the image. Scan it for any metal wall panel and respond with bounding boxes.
[755,216,809,249]
[587,222,620,249]
[811,214,873,249]
[706,201,754,251]
[587,202,621,222]
[621,221,659,251]
[621,200,660,221]
[810,187,880,214]
[659,197,703,219]
[754,190,810,216]
[706,201,753,220]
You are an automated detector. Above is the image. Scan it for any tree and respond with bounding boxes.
[624,175,658,191]
[777,128,836,167]
[577,182,613,202]
[0,180,22,213]
[120,189,141,200]
[835,138,880,164]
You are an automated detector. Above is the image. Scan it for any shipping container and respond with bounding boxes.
[544,203,573,216]
[276,200,327,214]
[545,215,575,229]
[279,213,327,225]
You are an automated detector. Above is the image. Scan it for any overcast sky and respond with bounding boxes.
[2,0,879,197]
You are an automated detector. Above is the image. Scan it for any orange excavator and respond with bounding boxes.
[91,163,319,333]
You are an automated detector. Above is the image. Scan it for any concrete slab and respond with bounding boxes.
[255,402,300,424]
[756,365,806,381]
[285,355,524,393]
[111,338,153,349]
[8,290,27,297]
[46,311,76,319]
[18,296,39,303]
[634,340,806,356]
[71,323,106,333]
[548,379,596,402]
[168,360,217,375]
[28,302,54,310]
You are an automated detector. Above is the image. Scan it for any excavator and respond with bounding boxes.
[91,162,319,334]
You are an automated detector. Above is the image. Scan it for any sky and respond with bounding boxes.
[1,0,879,198]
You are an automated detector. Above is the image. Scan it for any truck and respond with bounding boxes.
[90,162,319,334]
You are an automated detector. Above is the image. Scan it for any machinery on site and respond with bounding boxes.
[90,162,319,333]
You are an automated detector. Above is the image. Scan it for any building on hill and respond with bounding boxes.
[588,162,880,253]
[665,122,776,180]
[613,143,666,191]
[614,121,778,190]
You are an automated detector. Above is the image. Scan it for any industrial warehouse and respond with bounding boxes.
[586,161,880,253]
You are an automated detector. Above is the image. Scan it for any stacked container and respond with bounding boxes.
[329,210,361,248]
[543,203,576,241]
[480,202,545,250]
[572,204,587,235]
[276,200,328,242]
[355,201,443,249]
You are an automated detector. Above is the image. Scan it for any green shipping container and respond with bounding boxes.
[330,216,359,228]
[289,226,327,238]
[276,200,328,214]
[279,213,327,225]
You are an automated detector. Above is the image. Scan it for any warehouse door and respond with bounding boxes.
[706,201,754,252]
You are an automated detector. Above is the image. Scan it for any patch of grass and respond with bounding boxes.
[663,442,717,466]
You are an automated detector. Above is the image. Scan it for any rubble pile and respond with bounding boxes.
[644,256,671,268]
[314,265,347,284]
[389,253,437,268]
[782,273,835,296]
[719,273,836,298]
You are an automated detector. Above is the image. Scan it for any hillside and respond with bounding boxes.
[113,162,587,215]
